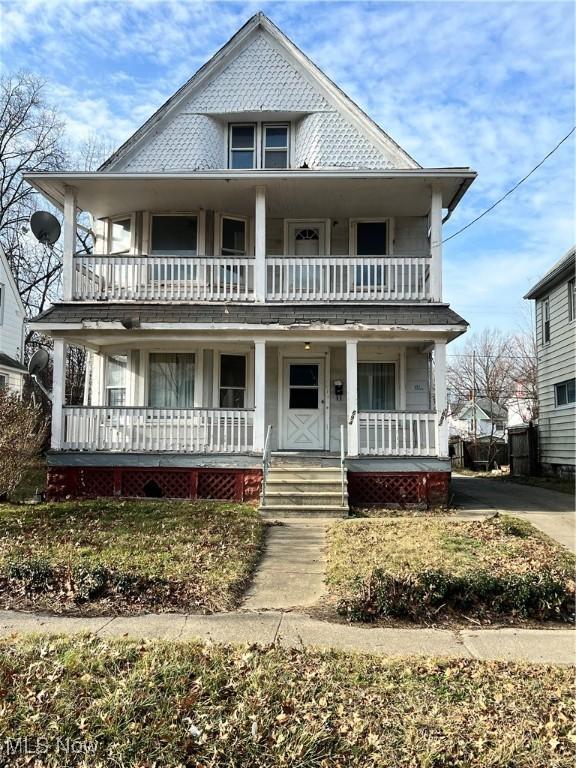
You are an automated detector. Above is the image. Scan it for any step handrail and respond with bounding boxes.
[340,424,346,507]
[261,425,273,505]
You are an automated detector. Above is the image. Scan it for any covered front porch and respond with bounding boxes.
[50,333,449,461]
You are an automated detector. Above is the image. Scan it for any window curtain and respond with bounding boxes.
[358,363,395,410]
[149,353,195,408]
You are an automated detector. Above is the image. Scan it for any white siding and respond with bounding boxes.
[535,279,576,467]
[0,254,25,366]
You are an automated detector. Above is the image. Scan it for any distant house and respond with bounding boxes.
[448,397,508,440]
[525,246,576,477]
[0,245,26,394]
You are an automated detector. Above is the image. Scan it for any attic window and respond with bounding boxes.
[263,124,288,169]
[229,125,255,169]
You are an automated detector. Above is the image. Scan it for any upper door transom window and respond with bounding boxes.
[229,123,290,169]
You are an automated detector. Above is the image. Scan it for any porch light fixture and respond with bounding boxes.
[304,341,311,350]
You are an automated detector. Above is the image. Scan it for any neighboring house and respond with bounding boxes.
[24,13,475,510]
[0,245,26,394]
[525,246,576,478]
[448,397,508,440]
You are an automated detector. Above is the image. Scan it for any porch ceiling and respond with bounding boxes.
[23,169,476,220]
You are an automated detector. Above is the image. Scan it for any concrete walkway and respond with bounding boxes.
[453,474,575,552]
[242,519,328,610]
[0,609,573,665]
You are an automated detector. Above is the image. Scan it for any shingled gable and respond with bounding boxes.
[100,12,419,172]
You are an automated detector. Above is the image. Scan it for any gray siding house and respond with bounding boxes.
[25,13,474,510]
[525,246,576,477]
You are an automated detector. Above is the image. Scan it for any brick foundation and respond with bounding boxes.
[46,466,263,503]
[347,471,450,508]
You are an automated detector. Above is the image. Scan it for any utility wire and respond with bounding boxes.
[442,126,576,244]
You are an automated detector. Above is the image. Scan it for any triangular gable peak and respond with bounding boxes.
[102,13,419,172]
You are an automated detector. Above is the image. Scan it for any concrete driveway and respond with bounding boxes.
[452,474,575,552]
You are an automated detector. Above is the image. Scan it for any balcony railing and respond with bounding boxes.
[62,407,254,453]
[358,411,436,456]
[72,254,430,302]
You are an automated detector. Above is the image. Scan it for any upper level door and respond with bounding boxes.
[286,221,329,256]
[282,359,325,450]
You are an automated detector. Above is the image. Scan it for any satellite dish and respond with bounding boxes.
[30,211,61,246]
[28,348,50,376]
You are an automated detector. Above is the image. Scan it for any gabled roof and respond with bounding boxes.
[0,244,26,317]
[456,397,508,421]
[100,12,420,172]
[524,245,576,300]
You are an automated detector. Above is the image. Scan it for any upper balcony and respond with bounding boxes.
[24,168,477,305]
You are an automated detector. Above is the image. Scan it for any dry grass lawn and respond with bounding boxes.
[0,499,263,614]
[326,515,575,623]
[0,635,573,767]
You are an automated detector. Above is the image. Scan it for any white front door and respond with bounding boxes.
[287,221,328,255]
[282,359,325,450]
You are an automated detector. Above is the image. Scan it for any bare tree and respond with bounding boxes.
[447,329,517,468]
[509,308,539,422]
[0,72,67,323]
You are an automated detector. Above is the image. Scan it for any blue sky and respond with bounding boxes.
[1,0,574,341]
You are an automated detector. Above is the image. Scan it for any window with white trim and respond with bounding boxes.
[228,123,290,169]
[150,214,198,255]
[148,353,195,408]
[542,298,550,344]
[555,378,575,407]
[109,216,132,254]
[219,354,246,408]
[568,279,575,322]
[220,217,247,256]
[106,354,127,406]
[0,283,4,324]
[263,124,288,169]
[0,374,6,390]
[229,124,256,169]
[358,362,396,410]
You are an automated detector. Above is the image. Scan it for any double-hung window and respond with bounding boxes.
[148,353,195,408]
[219,355,246,408]
[263,124,288,168]
[229,125,256,169]
[555,378,575,407]
[106,354,127,406]
[541,298,550,344]
[358,362,396,410]
[228,123,290,169]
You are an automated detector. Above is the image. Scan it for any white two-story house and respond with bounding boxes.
[25,13,474,511]
[525,246,575,478]
[0,245,26,394]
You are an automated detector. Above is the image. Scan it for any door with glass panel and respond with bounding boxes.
[286,222,327,295]
[282,360,325,450]
[149,214,198,286]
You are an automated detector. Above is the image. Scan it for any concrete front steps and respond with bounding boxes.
[260,465,349,518]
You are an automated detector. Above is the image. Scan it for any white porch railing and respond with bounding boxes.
[73,256,255,301]
[358,411,436,456]
[62,407,254,453]
[72,254,429,301]
[266,256,429,301]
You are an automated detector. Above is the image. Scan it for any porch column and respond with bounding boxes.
[51,338,67,450]
[63,185,77,301]
[253,340,266,452]
[254,186,266,302]
[434,340,449,457]
[430,184,443,302]
[346,339,359,457]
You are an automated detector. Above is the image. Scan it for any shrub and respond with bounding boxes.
[0,389,46,497]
